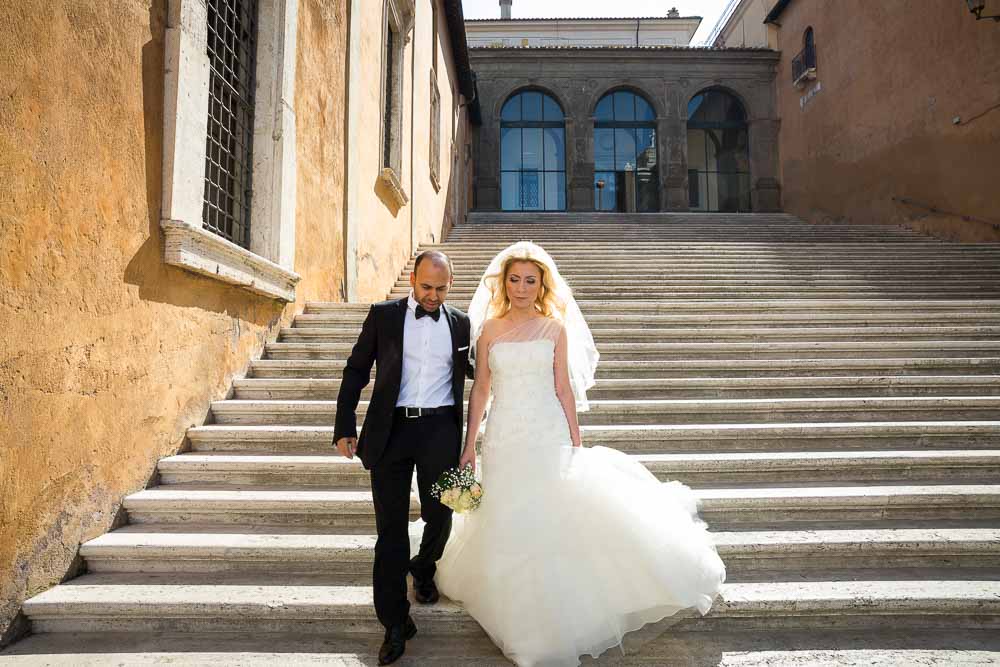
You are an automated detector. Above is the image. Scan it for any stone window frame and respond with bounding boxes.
[161,0,300,302]
[428,0,441,191]
[378,0,415,207]
[429,71,442,191]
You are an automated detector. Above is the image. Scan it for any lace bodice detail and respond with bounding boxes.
[483,317,568,449]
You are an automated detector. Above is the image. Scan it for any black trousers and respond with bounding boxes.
[369,411,460,629]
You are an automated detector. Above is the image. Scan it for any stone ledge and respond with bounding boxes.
[161,220,300,302]
[378,168,409,207]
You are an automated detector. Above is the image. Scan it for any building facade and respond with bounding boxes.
[470,46,782,213]
[0,0,474,644]
[707,0,774,48]
[465,14,699,48]
[764,0,1000,242]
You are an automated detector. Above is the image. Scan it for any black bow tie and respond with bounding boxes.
[415,304,441,321]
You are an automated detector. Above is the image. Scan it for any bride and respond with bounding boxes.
[413,241,726,666]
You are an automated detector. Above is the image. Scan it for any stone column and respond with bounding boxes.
[748,118,782,212]
[567,113,594,211]
[476,115,500,211]
[659,114,689,212]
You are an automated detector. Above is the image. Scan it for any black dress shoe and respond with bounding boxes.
[378,615,417,665]
[413,575,440,605]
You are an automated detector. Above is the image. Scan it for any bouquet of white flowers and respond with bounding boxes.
[429,464,483,513]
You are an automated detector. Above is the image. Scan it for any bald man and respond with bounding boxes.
[333,250,474,665]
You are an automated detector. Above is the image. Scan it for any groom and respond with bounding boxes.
[333,250,473,665]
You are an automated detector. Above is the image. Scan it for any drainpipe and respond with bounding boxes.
[409,8,417,258]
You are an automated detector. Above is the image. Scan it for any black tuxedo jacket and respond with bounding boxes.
[333,297,474,469]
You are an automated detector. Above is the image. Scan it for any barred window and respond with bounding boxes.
[203,0,259,248]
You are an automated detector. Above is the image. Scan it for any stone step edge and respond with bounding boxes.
[121,484,1000,513]
[22,578,1000,623]
[80,527,1000,563]
[186,421,1000,441]
[156,450,1000,473]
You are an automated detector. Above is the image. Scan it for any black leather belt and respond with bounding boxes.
[394,406,455,419]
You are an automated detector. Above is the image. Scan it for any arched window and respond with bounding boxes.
[500,91,566,211]
[686,90,751,212]
[593,90,658,212]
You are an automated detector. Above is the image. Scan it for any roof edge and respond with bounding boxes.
[465,16,702,23]
[763,0,792,25]
[443,0,476,100]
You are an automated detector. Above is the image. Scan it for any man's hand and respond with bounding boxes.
[336,437,357,459]
[459,443,476,473]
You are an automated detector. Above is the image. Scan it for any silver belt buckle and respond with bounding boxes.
[405,407,422,418]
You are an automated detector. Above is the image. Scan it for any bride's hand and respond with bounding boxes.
[460,443,477,472]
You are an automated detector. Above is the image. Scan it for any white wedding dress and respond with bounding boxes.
[411,317,726,667]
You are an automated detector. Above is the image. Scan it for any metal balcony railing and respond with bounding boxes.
[792,44,817,86]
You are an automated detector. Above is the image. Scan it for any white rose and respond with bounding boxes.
[457,490,474,512]
[441,488,460,507]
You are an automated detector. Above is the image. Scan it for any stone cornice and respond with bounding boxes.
[469,48,780,65]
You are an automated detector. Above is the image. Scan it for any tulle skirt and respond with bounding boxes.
[410,444,726,667]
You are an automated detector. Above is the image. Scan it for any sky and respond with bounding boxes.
[461,0,735,45]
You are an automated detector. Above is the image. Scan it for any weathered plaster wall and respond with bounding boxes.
[351,0,471,302]
[295,0,349,302]
[775,0,1000,242]
[351,0,413,301]
[409,0,471,259]
[0,0,348,644]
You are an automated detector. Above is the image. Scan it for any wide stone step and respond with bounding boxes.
[206,396,1000,427]
[78,527,1000,575]
[264,340,1000,362]
[387,288,1000,300]
[120,485,1000,528]
[7,629,999,667]
[409,271,1000,284]
[155,450,1000,487]
[232,375,1000,400]
[248,357,1000,379]
[296,310,1000,329]
[279,325,1000,344]
[303,299,1000,315]
[185,421,1000,454]
[22,574,1000,634]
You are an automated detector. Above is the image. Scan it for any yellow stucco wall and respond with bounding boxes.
[351,0,472,302]
[0,0,348,643]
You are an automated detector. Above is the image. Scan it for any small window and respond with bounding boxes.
[430,73,441,189]
[381,13,405,174]
[431,0,439,74]
[792,27,817,85]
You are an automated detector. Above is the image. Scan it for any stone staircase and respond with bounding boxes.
[8,213,1000,664]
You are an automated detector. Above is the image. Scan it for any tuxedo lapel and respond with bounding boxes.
[442,303,458,354]
[386,297,408,387]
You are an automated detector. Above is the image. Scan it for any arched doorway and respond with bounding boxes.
[593,90,658,212]
[500,90,566,211]
[687,89,751,212]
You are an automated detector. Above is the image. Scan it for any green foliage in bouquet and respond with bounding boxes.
[430,464,483,513]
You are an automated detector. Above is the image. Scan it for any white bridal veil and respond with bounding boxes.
[467,241,599,411]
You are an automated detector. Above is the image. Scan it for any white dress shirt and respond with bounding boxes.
[396,292,455,408]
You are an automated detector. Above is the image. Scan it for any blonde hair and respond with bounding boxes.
[485,253,566,320]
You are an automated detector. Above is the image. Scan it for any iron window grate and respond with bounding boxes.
[203,0,259,249]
